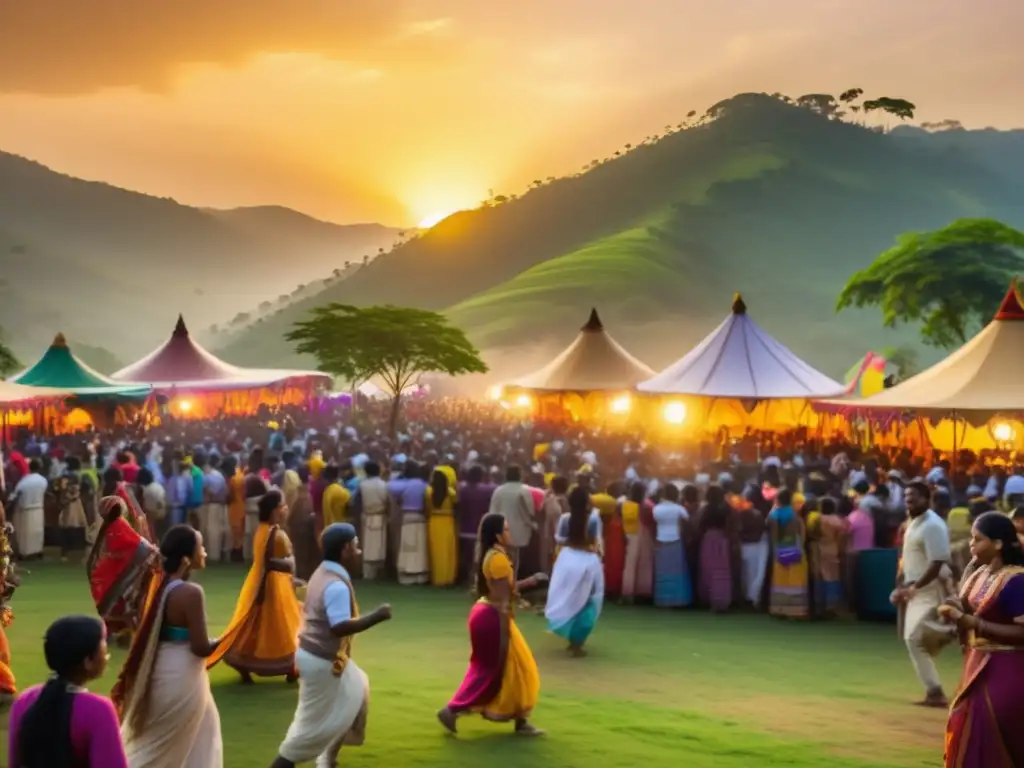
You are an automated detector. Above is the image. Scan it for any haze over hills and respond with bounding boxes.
[221,93,1024,381]
[0,151,400,363]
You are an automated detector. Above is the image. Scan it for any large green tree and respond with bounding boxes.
[837,219,1024,349]
[287,304,487,434]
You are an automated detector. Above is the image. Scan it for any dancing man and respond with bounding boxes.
[270,522,392,768]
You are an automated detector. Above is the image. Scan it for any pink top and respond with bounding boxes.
[8,684,129,767]
[528,486,545,513]
[847,508,876,552]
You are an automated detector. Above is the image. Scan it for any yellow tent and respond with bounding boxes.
[819,281,1024,451]
[504,309,655,422]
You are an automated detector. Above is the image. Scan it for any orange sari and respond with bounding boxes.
[0,619,15,699]
[207,523,301,677]
[228,471,246,551]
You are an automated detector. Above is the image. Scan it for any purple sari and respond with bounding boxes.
[945,568,1024,767]
[447,601,508,713]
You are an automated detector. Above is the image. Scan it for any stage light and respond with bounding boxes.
[178,399,193,413]
[993,422,1016,442]
[663,401,686,425]
[486,385,504,401]
[610,395,631,414]
[514,394,532,408]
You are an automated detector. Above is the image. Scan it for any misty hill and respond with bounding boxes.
[0,152,400,360]
[221,93,1024,380]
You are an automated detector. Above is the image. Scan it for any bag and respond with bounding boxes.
[777,545,802,567]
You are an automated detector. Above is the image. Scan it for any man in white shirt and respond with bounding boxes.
[488,465,536,578]
[12,459,48,558]
[892,480,956,707]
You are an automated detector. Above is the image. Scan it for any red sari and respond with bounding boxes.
[602,513,625,599]
[86,492,158,637]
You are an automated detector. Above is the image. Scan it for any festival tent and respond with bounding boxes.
[817,281,1024,451]
[0,380,72,405]
[0,380,78,437]
[111,315,331,418]
[502,309,655,421]
[10,333,151,399]
[637,293,847,432]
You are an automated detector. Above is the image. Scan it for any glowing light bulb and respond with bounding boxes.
[663,401,686,425]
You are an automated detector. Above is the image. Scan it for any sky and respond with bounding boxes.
[1,0,1021,227]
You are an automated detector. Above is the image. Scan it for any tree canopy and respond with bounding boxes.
[287,304,487,431]
[836,218,1024,349]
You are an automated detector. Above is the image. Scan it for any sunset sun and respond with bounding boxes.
[417,209,458,229]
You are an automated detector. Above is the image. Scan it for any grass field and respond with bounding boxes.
[2,562,958,767]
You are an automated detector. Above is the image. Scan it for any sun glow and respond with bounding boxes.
[417,209,458,229]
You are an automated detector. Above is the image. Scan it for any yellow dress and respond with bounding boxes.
[481,548,540,720]
[322,483,351,527]
[427,489,458,587]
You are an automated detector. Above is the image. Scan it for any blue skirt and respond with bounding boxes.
[548,598,600,645]
[654,540,693,607]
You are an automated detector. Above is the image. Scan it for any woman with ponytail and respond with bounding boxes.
[8,615,127,767]
[114,524,223,767]
[941,511,1024,766]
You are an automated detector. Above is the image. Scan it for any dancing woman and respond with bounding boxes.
[87,496,161,645]
[941,512,1024,767]
[545,487,604,656]
[438,512,546,736]
[113,525,223,767]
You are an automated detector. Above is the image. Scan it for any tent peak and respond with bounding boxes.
[52,332,68,348]
[582,308,604,332]
[731,292,747,315]
[994,279,1024,321]
[172,314,189,337]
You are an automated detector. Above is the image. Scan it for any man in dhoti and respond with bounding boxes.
[891,480,956,708]
[10,459,48,560]
[270,523,393,768]
[358,462,389,580]
[201,454,229,563]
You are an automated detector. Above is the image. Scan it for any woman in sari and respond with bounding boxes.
[620,481,655,603]
[286,467,318,582]
[811,497,848,617]
[437,512,546,736]
[942,512,1024,767]
[101,468,154,542]
[87,496,161,646]
[599,483,625,600]
[427,469,459,587]
[223,456,246,562]
[767,488,809,619]
[208,489,301,683]
[0,517,17,705]
[114,525,223,767]
[545,488,604,656]
[697,485,734,612]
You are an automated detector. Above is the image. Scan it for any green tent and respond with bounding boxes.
[11,333,151,399]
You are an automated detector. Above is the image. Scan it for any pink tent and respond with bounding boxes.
[112,315,331,394]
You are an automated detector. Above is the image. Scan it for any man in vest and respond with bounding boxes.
[270,523,392,768]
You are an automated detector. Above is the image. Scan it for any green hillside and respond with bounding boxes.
[221,93,1024,377]
[0,152,400,360]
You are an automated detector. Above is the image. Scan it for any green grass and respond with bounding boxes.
[3,562,957,767]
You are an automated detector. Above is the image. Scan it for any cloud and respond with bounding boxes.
[0,1,442,94]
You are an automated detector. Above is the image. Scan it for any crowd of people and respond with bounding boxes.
[0,399,1023,766]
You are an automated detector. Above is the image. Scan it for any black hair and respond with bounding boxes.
[365,461,381,479]
[475,513,507,598]
[775,487,793,507]
[907,480,931,500]
[137,466,154,487]
[221,455,238,477]
[323,463,340,483]
[247,447,264,474]
[628,481,645,504]
[258,489,283,522]
[505,465,522,483]
[66,456,81,472]
[160,525,199,575]
[101,465,123,496]
[297,465,311,484]
[663,484,680,503]
[681,484,700,505]
[552,475,570,495]
[466,464,483,484]
[975,511,1024,566]
[819,496,837,516]
[428,469,447,508]
[567,486,591,548]
[17,615,105,767]
[208,454,221,470]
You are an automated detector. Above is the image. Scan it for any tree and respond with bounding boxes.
[0,327,18,378]
[836,219,1024,349]
[795,93,839,119]
[863,96,915,122]
[287,304,487,435]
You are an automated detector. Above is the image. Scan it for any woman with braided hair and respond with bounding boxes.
[86,495,160,646]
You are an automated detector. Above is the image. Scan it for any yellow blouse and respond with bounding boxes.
[482,547,515,615]
[621,500,641,535]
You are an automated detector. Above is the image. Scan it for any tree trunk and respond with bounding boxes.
[388,396,402,442]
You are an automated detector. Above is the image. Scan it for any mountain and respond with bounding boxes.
[0,152,401,361]
[221,93,1024,381]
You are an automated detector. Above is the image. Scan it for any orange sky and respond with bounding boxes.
[1,0,1021,226]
